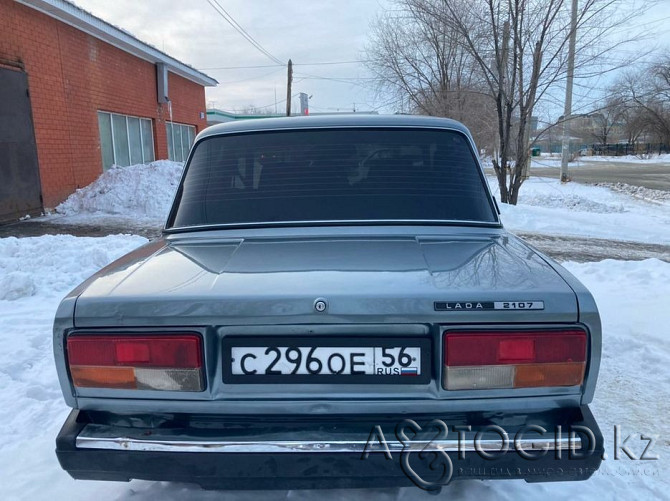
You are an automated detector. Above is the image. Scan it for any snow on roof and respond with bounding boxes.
[15,0,218,87]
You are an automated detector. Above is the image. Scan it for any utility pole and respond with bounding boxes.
[560,0,578,183]
[286,59,293,117]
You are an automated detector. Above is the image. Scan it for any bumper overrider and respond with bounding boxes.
[56,405,603,490]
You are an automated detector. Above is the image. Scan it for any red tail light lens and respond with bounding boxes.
[67,334,204,391]
[445,331,586,366]
[443,329,587,390]
[68,335,202,368]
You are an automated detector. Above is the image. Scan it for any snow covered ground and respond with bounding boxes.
[488,177,670,245]
[530,155,581,169]
[0,235,667,500]
[530,153,670,169]
[579,153,670,164]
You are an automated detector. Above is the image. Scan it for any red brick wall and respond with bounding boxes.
[0,0,208,207]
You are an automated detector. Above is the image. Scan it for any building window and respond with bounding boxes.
[166,122,196,162]
[97,111,155,170]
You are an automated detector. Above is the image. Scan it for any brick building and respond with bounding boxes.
[0,0,217,221]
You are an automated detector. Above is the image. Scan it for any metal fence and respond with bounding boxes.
[585,143,670,156]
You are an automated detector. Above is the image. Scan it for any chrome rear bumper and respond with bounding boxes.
[76,423,581,454]
[57,407,603,489]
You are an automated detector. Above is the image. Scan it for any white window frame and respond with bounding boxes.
[166,121,197,162]
[98,111,155,170]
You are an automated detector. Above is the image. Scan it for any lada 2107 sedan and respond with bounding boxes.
[54,115,603,490]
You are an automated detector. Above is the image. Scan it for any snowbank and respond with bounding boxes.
[0,234,147,301]
[488,177,670,244]
[580,153,670,164]
[593,182,670,204]
[55,160,183,222]
[0,234,668,499]
[530,153,670,168]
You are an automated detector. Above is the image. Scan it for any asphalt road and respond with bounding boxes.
[518,232,670,263]
[528,161,670,191]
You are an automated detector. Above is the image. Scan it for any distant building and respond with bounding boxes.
[207,109,284,126]
[0,0,217,221]
[207,108,379,127]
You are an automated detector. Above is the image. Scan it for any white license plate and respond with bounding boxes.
[231,346,422,377]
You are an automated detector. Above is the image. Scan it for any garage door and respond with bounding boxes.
[0,67,42,223]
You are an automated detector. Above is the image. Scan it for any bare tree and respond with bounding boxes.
[620,106,648,144]
[366,0,498,152]
[441,0,642,203]
[587,96,627,145]
[237,105,282,116]
[368,0,644,204]
[651,56,670,136]
[610,59,670,145]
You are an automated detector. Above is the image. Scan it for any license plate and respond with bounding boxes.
[222,337,430,384]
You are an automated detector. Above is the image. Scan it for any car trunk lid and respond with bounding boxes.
[73,233,578,326]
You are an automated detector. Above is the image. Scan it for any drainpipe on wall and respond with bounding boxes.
[156,63,169,104]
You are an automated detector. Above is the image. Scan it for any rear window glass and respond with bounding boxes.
[168,128,497,228]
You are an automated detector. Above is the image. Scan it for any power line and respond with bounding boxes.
[207,0,282,65]
[205,0,283,66]
[296,74,376,81]
[295,60,369,66]
[293,72,375,88]
[252,93,301,110]
[218,68,284,84]
[199,60,370,71]
[200,63,283,71]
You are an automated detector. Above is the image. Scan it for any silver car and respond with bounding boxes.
[54,115,603,491]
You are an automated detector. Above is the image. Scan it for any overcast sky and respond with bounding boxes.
[71,0,668,117]
[71,0,391,114]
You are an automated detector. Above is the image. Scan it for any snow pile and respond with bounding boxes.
[519,192,625,213]
[593,182,670,204]
[0,235,146,301]
[488,177,670,244]
[55,160,183,221]
[0,271,36,300]
[0,233,668,499]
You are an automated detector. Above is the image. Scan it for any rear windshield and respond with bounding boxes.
[168,128,497,228]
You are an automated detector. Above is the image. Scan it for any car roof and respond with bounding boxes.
[197,114,473,141]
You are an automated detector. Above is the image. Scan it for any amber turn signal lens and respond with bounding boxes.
[70,366,136,389]
[514,362,585,388]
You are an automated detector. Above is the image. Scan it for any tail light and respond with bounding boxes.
[443,329,586,390]
[67,334,204,391]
